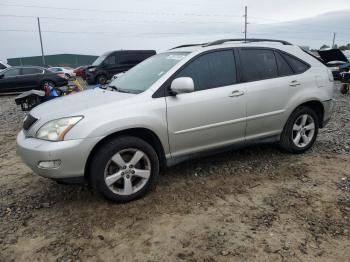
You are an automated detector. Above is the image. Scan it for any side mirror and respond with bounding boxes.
[170,77,194,95]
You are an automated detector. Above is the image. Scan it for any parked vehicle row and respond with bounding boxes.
[16,39,334,203]
[0,66,68,94]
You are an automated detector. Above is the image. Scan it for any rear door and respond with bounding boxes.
[238,48,310,140]
[0,68,22,93]
[166,49,246,157]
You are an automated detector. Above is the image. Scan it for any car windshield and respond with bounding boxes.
[92,54,108,66]
[109,52,189,94]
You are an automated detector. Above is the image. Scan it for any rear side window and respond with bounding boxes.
[240,49,278,82]
[281,53,309,74]
[274,52,294,76]
[176,50,237,91]
[22,68,42,75]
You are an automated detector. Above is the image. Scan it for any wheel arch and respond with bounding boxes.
[289,100,325,128]
[84,127,167,181]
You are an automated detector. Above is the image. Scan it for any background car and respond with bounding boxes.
[49,67,76,78]
[318,48,349,80]
[73,65,87,77]
[0,66,68,94]
[85,50,156,85]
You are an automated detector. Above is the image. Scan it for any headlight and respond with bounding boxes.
[88,68,96,72]
[36,116,83,141]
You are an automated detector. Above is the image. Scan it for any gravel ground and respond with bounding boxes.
[0,83,349,262]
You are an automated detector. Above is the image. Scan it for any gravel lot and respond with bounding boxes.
[0,84,349,262]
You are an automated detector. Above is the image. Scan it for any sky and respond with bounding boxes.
[0,0,350,62]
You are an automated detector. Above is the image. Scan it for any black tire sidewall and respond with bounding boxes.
[90,136,159,203]
[97,75,107,85]
[281,107,319,153]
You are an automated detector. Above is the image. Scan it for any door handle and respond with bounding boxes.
[229,90,245,97]
[289,80,301,87]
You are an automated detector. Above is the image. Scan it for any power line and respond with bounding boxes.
[0,3,238,18]
[0,14,242,25]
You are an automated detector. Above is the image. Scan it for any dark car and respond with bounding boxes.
[85,50,156,85]
[318,49,350,80]
[0,66,68,94]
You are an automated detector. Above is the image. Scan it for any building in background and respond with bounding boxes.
[7,54,98,68]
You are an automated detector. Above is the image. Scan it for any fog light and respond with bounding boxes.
[38,160,61,169]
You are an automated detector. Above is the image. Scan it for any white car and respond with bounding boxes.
[49,67,76,78]
[111,72,125,81]
[17,38,334,203]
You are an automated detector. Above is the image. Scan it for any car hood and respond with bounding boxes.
[318,49,349,64]
[30,88,134,121]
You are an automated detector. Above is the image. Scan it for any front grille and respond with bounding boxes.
[23,114,38,131]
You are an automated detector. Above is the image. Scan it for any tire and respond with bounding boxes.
[340,84,349,94]
[65,73,70,79]
[96,74,107,85]
[279,106,319,154]
[41,80,55,89]
[90,136,159,203]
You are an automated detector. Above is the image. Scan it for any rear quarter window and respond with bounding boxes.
[281,53,310,74]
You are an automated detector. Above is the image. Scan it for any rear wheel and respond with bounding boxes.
[279,106,319,153]
[340,84,349,94]
[90,136,159,203]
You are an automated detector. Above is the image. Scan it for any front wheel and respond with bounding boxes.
[279,106,319,154]
[90,136,159,203]
[96,74,107,85]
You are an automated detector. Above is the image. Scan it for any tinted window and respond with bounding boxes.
[3,68,20,77]
[176,50,237,91]
[22,68,42,75]
[240,49,278,82]
[118,53,145,64]
[282,53,309,74]
[104,55,116,65]
[274,51,294,76]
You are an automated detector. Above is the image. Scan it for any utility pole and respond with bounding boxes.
[244,6,248,42]
[37,17,46,66]
[332,32,336,48]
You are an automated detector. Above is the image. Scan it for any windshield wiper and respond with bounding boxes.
[107,85,135,94]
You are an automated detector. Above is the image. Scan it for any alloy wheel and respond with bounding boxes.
[292,114,315,148]
[104,148,151,196]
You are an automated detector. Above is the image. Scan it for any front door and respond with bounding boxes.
[166,49,246,157]
[0,67,22,93]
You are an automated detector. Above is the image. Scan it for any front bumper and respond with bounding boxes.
[322,99,335,128]
[16,130,102,179]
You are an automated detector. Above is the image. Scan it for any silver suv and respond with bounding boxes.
[17,39,334,202]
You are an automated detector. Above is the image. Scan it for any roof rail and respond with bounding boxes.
[205,38,292,46]
[170,44,205,50]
